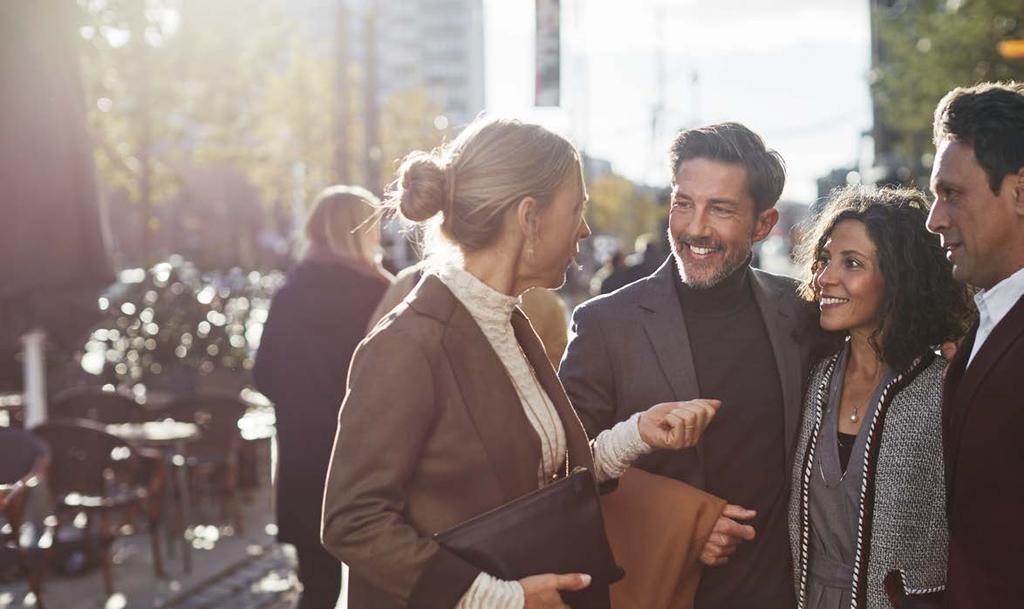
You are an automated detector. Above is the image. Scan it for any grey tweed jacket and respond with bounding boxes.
[788,351,949,609]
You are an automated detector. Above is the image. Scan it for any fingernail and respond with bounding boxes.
[581,574,592,586]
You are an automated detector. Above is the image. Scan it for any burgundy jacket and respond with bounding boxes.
[943,295,1024,609]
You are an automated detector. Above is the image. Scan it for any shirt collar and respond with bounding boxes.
[974,266,1024,328]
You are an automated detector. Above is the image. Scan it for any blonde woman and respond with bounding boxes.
[321,116,721,609]
[253,185,392,609]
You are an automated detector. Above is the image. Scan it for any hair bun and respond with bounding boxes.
[395,152,448,223]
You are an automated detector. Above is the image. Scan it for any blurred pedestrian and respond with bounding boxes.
[927,81,1024,609]
[252,185,392,609]
[321,116,720,609]
[599,234,667,295]
[589,249,625,296]
[788,187,972,609]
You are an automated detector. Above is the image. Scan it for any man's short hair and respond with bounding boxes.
[933,81,1024,194]
[669,122,786,214]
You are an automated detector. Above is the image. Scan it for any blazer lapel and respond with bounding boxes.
[513,310,596,475]
[638,258,706,479]
[414,277,541,502]
[953,295,1024,409]
[750,270,802,457]
[638,258,701,402]
[942,320,975,496]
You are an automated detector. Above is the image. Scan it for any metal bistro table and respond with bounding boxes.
[106,420,200,574]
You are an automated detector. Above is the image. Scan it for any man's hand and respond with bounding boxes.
[700,504,757,566]
[520,573,591,609]
[638,399,721,450]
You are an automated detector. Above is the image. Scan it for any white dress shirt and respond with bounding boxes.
[968,266,1024,367]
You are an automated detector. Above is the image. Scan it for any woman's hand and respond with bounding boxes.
[638,399,721,449]
[520,573,591,609]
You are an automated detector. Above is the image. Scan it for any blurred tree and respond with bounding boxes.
[587,173,661,246]
[77,0,453,268]
[872,0,1023,178]
[77,0,187,260]
[379,89,451,190]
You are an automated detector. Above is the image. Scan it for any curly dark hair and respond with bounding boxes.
[794,186,975,371]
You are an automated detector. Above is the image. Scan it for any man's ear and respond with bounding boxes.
[752,207,779,243]
[1013,167,1024,216]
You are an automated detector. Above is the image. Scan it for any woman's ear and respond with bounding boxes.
[515,196,539,237]
[514,196,540,257]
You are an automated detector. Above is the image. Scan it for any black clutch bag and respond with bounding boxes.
[434,467,624,609]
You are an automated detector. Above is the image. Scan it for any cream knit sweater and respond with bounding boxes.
[436,264,650,609]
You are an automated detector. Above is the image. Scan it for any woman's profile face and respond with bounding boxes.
[813,219,886,337]
[525,167,591,290]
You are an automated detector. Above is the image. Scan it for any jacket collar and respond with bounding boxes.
[409,274,594,499]
[636,256,804,457]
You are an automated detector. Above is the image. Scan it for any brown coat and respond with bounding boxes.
[321,275,596,609]
[602,468,725,609]
[943,295,1024,609]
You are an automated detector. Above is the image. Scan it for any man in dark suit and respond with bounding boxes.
[927,82,1024,609]
[560,123,831,609]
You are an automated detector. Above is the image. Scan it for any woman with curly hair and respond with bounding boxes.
[787,186,974,609]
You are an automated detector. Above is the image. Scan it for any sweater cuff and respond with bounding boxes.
[592,412,654,482]
[455,572,525,609]
[408,547,481,609]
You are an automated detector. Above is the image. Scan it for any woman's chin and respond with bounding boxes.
[818,317,848,333]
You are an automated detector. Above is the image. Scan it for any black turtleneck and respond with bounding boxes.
[674,260,793,609]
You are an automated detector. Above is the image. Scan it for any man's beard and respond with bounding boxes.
[671,236,751,289]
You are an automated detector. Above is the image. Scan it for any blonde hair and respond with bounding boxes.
[384,116,581,256]
[303,185,380,265]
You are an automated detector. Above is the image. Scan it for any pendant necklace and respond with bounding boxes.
[849,406,859,423]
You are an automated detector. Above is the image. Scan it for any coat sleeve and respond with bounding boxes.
[321,326,480,609]
[558,302,619,438]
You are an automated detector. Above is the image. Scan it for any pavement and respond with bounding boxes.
[0,441,310,609]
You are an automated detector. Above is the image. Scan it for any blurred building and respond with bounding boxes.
[291,0,485,127]
[376,0,485,126]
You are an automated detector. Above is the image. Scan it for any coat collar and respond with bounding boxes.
[943,295,1024,495]
[409,275,594,500]
[636,256,804,456]
[952,294,1024,408]
[749,268,802,456]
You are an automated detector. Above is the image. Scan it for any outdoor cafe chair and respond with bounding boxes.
[0,428,49,609]
[32,421,166,595]
[163,395,247,532]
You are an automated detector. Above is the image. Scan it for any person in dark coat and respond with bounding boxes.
[254,185,392,609]
[927,82,1024,609]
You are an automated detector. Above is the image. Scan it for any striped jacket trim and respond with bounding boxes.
[793,352,932,609]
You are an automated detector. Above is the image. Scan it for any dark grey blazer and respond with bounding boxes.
[559,256,831,488]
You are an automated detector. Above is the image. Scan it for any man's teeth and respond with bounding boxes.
[820,297,849,305]
[690,245,714,255]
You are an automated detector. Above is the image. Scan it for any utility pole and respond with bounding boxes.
[364,3,381,196]
[130,1,153,262]
[334,0,350,183]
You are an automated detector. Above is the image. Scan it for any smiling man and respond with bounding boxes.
[927,82,1024,609]
[560,123,833,609]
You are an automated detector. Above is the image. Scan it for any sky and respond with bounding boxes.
[482,0,874,203]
